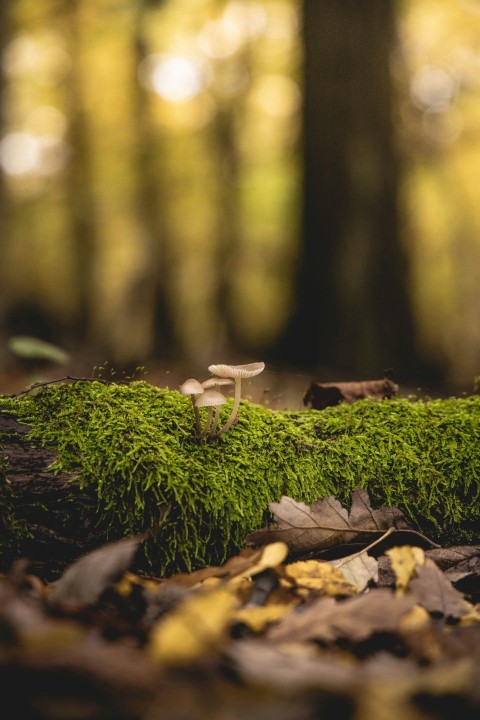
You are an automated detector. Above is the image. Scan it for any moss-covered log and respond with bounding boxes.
[0,411,103,579]
[1,381,479,579]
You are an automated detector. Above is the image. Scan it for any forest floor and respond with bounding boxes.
[1,359,479,719]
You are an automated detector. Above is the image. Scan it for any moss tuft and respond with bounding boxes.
[1,381,480,575]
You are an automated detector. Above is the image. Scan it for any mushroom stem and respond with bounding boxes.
[190,398,202,437]
[215,379,242,437]
[199,407,214,439]
[210,405,223,437]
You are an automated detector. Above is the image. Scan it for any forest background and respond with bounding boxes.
[1,0,479,404]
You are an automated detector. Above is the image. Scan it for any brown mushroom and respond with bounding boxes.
[207,362,265,437]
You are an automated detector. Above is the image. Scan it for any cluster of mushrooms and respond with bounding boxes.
[179,362,265,440]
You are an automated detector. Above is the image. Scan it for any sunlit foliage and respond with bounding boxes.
[0,0,479,385]
[397,0,480,384]
[0,0,302,368]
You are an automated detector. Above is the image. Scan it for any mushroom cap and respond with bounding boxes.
[179,378,204,396]
[207,362,265,380]
[202,377,235,389]
[195,389,227,407]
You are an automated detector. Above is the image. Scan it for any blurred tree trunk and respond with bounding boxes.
[64,0,99,345]
[132,3,174,361]
[211,102,242,353]
[0,0,12,355]
[273,0,433,384]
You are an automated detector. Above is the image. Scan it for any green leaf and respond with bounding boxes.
[8,336,70,365]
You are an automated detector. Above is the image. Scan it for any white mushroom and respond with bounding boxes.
[201,377,234,436]
[207,362,265,437]
[195,389,227,439]
[179,378,204,436]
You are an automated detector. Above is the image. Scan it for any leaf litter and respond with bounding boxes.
[1,489,480,719]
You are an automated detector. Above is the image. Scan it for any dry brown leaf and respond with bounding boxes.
[230,639,356,692]
[267,588,416,644]
[48,536,143,607]
[409,558,472,619]
[246,488,431,554]
[426,545,480,575]
[303,377,398,410]
[330,553,379,592]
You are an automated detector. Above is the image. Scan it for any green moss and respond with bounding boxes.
[1,381,480,576]
[0,452,30,563]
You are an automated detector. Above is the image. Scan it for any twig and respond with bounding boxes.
[7,375,126,399]
[333,527,396,567]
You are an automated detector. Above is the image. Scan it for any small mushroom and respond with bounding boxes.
[179,378,204,436]
[207,362,265,437]
[201,377,234,436]
[195,389,227,439]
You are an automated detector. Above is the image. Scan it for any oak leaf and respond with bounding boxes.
[247,488,432,554]
[425,545,480,576]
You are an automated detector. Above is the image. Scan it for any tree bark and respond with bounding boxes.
[272,0,435,384]
[132,3,175,361]
[0,412,102,580]
[63,0,99,343]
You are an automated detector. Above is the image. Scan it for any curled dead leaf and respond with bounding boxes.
[281,559,358,597]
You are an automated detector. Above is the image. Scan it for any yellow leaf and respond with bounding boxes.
[283,559,357,597]
[232,604,293,633]
[459,604,480,625]
[199,576,223,588]
[148,587,237,665]
[399,603,431,632]
[114,571,159,597]
[386,546,425,595]
[232,542,289,579]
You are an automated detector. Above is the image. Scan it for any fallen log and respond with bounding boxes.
[1,380,479,580]
[0,411,101,578]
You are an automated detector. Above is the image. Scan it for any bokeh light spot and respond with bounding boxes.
[410,65,458,111]
[140,53,210,103]
[0,133,39,176]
